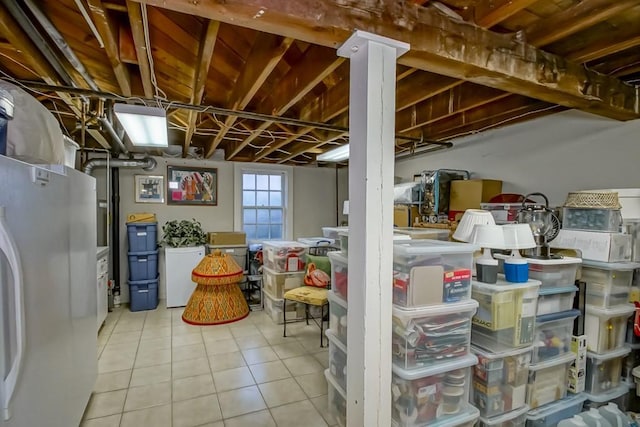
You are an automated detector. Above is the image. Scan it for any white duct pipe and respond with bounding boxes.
[83,156,157,175]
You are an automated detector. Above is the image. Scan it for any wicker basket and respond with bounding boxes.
[564,191,621,209]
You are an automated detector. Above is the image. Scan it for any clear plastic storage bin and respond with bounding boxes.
[562,207,622,232]
[325,369,346,427]
[262,267,304,299]
[322,226,348,241]
[328,291,348,346]
[537,286,578,316]
[526,353,575,409]
[262,240,309,273]
[263,288,304,324]
[393,240,475,307]
[392,405,480,427]
[477,405,529,427]
[471,346,532,418]
[326,329,347,391]
[582,261,639,308]
[527,257,581,288]
[585,347,630,395]
[391,354,477,427]
[471,277,540,352]
[328,251,348,301]
[583,384,629,409]
[532,309,580,364]
[525,393,587,427]
[393,227,450,241]
[392,300,477,370]
[297,237,335,246]
[585,304,635,353]
[338,231,348,255]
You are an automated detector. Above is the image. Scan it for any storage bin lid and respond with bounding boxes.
[426,404,480,427]
[262,265,305,277]
[584,384,629,403]
[392,353,477,380]
[128,275,159,285]
[471,344,533,360]
[525,393,587,421]
[327,290,347,308]
[262,240,309,249]
[392,299,478,326]
[586,346,630,362]
[326,329,346,353]
[479,405,529,426]
[327,251,347,265]
[393,227,450,238]
[526,256,582,265]
[626,342,640,351]
[322,226,348,237]
[538,285,579,296]
[393,239,478,256]
[585,304,635,318]
[324,369,345,399]
[472,276,541,292]
[191,249,243,285]
[582,260,640,270]
[297,237,335,246]
[535,309,581,325]
[528,352,576,372]
[127,250,159,256]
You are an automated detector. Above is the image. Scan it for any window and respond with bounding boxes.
[241,171,285,240]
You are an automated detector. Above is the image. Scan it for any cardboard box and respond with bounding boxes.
[449,179,503,212]
[550,229,632,262]
[126,213,157,223]
[394,205,420,228]
[207,231,246,246]
[568,335,587,393]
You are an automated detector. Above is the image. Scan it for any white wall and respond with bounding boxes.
[92,156,337,303]
[395,110,640,206]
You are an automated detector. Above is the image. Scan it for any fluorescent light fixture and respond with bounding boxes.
[114,104,168,147]
[317,144,349,162]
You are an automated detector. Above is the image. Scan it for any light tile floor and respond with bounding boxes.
[81,304,335,427]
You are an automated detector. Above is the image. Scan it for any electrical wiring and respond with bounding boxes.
[140,3,167,105]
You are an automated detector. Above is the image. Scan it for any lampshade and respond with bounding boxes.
[453,209,496,242]
[502,224,536,249]
[191,250,243,285]
[469,224,505,249]
[114,103,168,147]
[317,144,349,162]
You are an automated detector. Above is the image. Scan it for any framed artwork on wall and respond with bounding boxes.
[166,166,217,206]
[135,175,165,203]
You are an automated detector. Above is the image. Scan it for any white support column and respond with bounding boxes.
[337,31,409,427]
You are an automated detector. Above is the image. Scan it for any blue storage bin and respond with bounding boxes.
[127,222,157,252]
[128,250,158,281]
[128,277,158,312]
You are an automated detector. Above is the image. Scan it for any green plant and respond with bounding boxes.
[160,218,206,247]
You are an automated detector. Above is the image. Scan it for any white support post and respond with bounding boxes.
[337,31,409,427]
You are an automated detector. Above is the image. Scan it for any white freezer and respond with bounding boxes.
[163,246,205,308]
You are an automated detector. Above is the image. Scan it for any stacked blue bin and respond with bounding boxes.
[127,222,159,311]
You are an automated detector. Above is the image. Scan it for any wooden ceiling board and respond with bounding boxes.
[148,7,201,54]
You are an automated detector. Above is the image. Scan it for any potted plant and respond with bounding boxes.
[160,218,206,247]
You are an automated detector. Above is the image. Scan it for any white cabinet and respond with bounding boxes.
[164,246,205,308]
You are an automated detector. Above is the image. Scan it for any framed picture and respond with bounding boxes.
[135,175,165,203]
[167,166,217,206]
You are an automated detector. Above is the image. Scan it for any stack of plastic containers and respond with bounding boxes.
[127,221,159,311]
[390,239,480,426]
[470,276,540,426]
[580,260,638,407]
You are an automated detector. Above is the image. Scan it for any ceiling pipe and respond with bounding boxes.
[97,116,129,155]
[22,0,100,91]
[83,156,157,175]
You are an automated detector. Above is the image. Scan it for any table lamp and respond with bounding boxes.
[453,209,496,242]
[469,224,505,284]
[502,224,536,283]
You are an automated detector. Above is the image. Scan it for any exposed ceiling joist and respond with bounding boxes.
[87,0,132,96]
[278,130,348,164]
[568,34,640,64]
[475,0,539,28]
[184,19,220,154]
[205,35,293,158]
[125,0,154,98]
[132,0,639,121]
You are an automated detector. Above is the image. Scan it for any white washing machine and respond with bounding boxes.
[164,246,205,308]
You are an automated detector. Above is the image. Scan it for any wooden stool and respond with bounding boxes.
[283,286,329,347]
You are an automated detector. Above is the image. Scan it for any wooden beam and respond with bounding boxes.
[396,72,461,111]
[184,19,220,154]
[126,0,154,97]
[475,0,539,28]
[104,2,128,12]
[525,0,640,47]
[132,0,639,120]
[87,0,132,96]
[568,34,640,64]
[205,35,293,157]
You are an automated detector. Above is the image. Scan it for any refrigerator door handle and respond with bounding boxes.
[0,207,25,421]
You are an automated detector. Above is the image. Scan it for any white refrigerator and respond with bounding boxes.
[0,155,97,426]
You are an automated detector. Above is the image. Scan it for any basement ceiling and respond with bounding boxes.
[0,0,638,165]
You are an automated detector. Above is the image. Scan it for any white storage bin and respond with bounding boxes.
[262,240,309,273]
[326,329,347,391]
[526,353,575,409]
[393,240,476,307]
[325,369,346,427]
[585,347,630,395]
[263,288,304,324]
[525,393,587,427]
[471,277,540,352]
[262,267,304,299]
[471,346,532,418]
[584,384,629,408]
[478,405,529,427]
[391,405,480,427]
[393,227,450,241]
[322,226,348,241]
[532,309,580,364]
[537,286,578,316]
[328,291,347,346]
[392,300,477,370]
[338,231,348,255]
[582,260,639,308]
[585,304,635,353]
[391,354,477,427]
[562,207,622,233]
[328,251,348,301]
[527,257,581,288]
